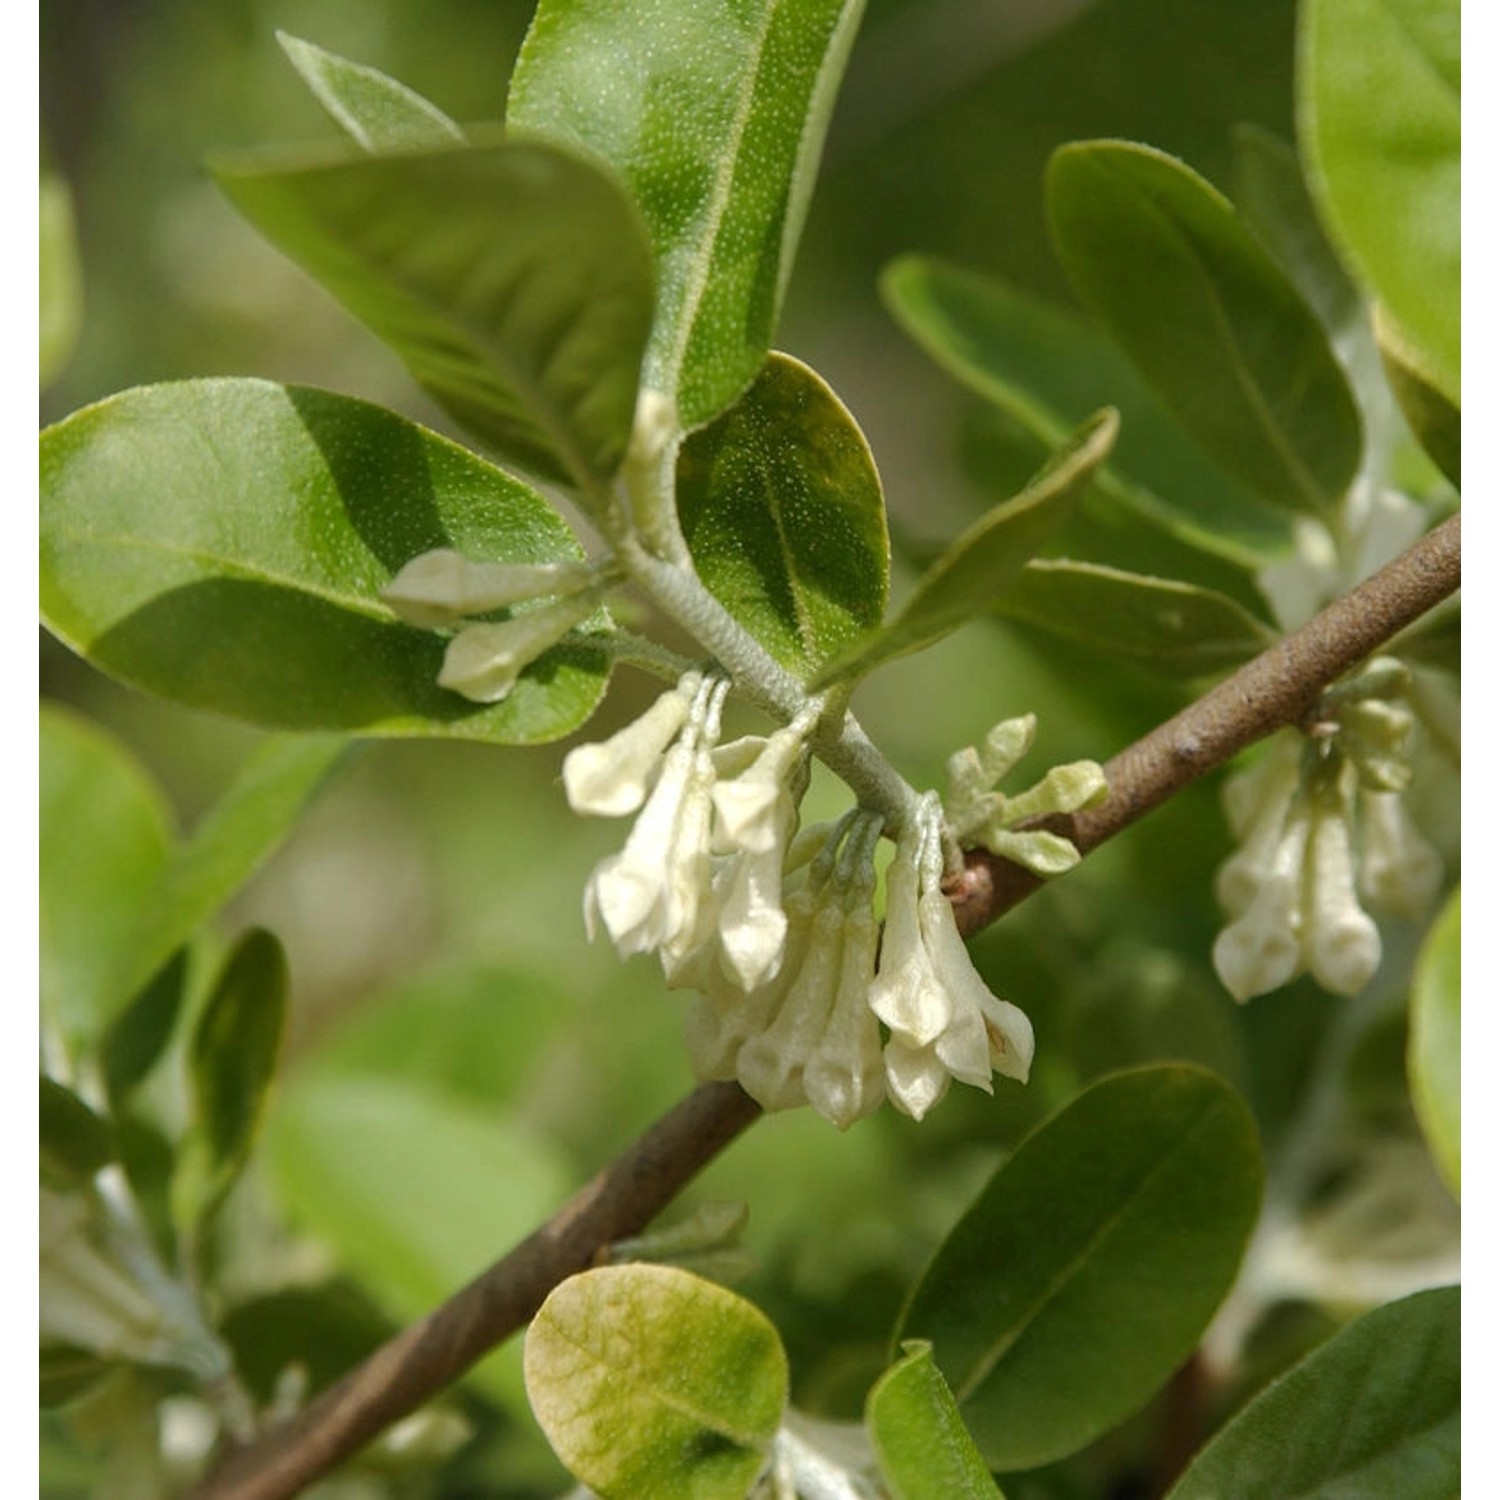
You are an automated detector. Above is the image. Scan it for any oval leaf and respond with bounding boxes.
[1299,0,1460,402]
[41,380,610,742]
[40,1077,116,1190]
[213,139,654,492]
[276,32,465,153]
[881,255,1288,574]
[40,706,174,1045]
[101,950,188,1108]
[813,409,1116,688]
[1375,304,1460,489]
[509,0,867,430]
[995,559,1277,677]
[1168,1287,1459,1499]
[1046,141,1362,515]
[1409,888,1459,1198]
[897,1064,1262,1471]
[525,1264,788,1500]
[867,1343,1003,1500]
[175,929,288,1227]
[677,352,888,675]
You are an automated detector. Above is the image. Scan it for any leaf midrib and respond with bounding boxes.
[47,526,395,625]
[659,0,786,402]
[952,1096,1224,1404]
[1096,155,1339,513]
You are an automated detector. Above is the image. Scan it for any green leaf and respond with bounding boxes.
[115,734,349,1014]
[40,166,83,390]
[867,1343,1004,1500]
[813,410,1116,688]
[265,1073,573,1411]
[174,930,288,1227]
[1410,888,1460,1198]
[509,0,867,430]
[1046,141,1363,515]
[213,138,654,491]
[897,1064,1262,1471]
[994,560,1277,677]
[1375,304,1460,488]
[677,352,888,675]
[276,32,465,153]
[40,1077,116,1189]
[40,706,174,1045]
[525,1264,787,1500]
[1299,0,1460,402]
[881,255,1288,573]
[100,951,188,1108]
[41,379,610,743]
[1232,125,1362,339]
[1168,1287,1459,1499]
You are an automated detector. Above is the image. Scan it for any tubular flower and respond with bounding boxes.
[1212,671,1443,1001]
[381,546,606,705]
[685,814,886,1128]
[871,794,1034,1121]
[581,674,728,962]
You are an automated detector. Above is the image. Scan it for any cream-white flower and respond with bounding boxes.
[563,673,700,816]
[437,592,601,704]
[583,676,726,961]
[871,795,1034,1120]
[685,815,886,1128]
[382,549,596,629]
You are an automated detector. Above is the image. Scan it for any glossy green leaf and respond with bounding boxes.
[40,166,83,390]
[1169,1287,1459,1499]
[881,255,1287,573]
[175,929,288,1227]
[1232,125,1362,339]
[867,1343,1003,1500]
[100,951,188,1108]
[509,0,866,430]
[897,1065,1262,1471]
[115,734,349,1014]
[214,139,654,491]
[677,352,888,675]
[266,1073,572,1410]
[41,380,610,742]
[1410,888,1460,1198]
[40,1077,116,1189]
[40,706,174,1045]
[1299,0,1459,402]
[277,32,464,153]
[995,560,1277,677]
[813,410,1116,688]
[1376,304,1460,488]
[1047,141,1362,515]
[525,1264,787,1500]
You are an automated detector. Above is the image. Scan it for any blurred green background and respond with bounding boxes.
[45,3,1401,1494]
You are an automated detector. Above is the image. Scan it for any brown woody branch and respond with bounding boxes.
[197,511,1458,1500]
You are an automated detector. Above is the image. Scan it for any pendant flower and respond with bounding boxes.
[1212,666,1443,1002]
[685,813,886,1129]
[870,793,1034,1120]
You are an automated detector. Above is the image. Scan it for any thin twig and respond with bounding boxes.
[195,1083,762,1500]
[949,512,1460,935]
[196,513,1459,1500]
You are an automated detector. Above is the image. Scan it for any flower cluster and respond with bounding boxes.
[563,678,1043,1125]
[1212,660,1442,1002]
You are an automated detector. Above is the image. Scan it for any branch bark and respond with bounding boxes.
[197,511,1458,1499]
